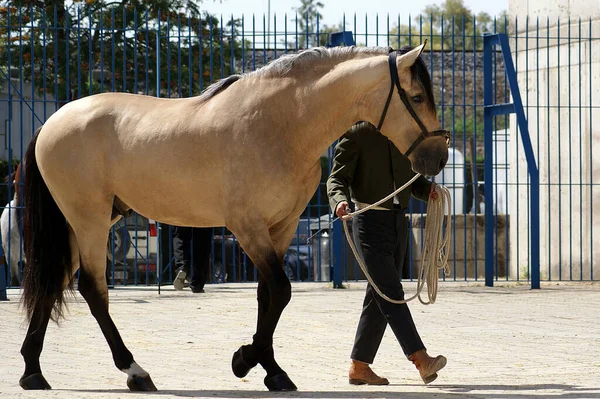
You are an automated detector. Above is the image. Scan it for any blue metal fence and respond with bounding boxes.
[1,5,598,287]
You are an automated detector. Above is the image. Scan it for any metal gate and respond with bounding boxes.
[1,5,599,289]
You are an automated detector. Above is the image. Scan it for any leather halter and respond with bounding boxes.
[375,49,450,157]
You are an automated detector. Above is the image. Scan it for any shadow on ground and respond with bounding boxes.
[64,383,600,399]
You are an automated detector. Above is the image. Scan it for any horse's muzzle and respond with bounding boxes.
[410,137,449,177]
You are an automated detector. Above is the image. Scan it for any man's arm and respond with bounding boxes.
[326,132,360,214]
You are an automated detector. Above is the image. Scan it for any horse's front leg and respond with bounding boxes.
[232,271,296,391]
[230,222,297,391]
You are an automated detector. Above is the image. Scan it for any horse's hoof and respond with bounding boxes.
[232,345,258,378]
[127,375,157,391]
[264,373,298,391]
[19,373,51,390]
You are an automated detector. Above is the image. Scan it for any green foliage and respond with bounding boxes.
[292,0,323,48]
[0,0,243,103]
[441,108,507,139]
[389,0,509,50]
[290,0,344,49]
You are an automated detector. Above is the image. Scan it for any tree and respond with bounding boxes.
[388,18,435,49]
[388,0,509,51]
[423,0,509,50]
[292,0,323,48]
[0,0,242,105]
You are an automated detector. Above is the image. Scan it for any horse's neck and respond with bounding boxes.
[292,55,390,163]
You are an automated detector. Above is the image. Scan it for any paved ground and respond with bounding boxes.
[1,281,599,399]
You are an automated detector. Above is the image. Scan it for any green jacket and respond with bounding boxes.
[327,122,432,213]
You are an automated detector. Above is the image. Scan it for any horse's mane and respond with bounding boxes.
[195,74,241,104]
[196,46,435,111]
[256,46,390,77]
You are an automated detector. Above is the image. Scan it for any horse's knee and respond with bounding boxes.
[270,273,291,309]
[257,279,269,304]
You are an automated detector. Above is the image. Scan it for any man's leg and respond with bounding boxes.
[352,210,425,356]
[350,284,387,364]
[173,226,192,290]
[394,211,447,384]
[348,282,390,385]
[353,210,446,383]
[189,228,212,293]
[357,209,446,384]
[399,212,412,280]
[347,211,399,385]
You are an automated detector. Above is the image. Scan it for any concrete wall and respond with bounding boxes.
[508,0,600,280]
[510,0,600,21]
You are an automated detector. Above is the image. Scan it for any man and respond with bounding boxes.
[172,226,212,293]
[327,121,447,385]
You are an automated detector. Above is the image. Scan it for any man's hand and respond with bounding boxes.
[430,182,439,201]
[335,201,351,219]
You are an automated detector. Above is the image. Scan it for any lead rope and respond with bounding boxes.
[342,176,452,305]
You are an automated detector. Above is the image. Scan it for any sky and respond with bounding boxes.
[199,0,510,37]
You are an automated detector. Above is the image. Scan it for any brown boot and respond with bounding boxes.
[348,360,389,385]
[408,349,447,384]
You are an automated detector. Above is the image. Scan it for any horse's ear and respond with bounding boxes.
[397,40,427,69]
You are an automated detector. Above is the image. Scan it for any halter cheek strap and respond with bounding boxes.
[376,49,450,158]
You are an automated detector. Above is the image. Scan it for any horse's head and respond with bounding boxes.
[375,43,449,177]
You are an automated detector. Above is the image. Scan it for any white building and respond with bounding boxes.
[508,0,600,280]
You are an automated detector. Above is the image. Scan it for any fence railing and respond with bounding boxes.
[1,5,599,287]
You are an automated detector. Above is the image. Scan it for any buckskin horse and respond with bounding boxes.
[19,43,449,392]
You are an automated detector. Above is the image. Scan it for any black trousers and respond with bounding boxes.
[173,226,212,290]
[350,209,425,363]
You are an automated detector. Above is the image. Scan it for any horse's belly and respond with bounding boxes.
[114,173,226,228]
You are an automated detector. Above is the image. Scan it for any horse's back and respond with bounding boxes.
[42,92,189,136]
[35,92,228,226]
[37,92,207,161]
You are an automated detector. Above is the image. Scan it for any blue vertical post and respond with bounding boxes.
[499,34,540,289]
[156,12,161,98]
[331,219,343,288]
[483,33,540,289]
[156,12,161,294]
[326,30,356,289]
[483,36,494,287]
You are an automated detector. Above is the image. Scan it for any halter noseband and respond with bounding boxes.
[375,49,450,157]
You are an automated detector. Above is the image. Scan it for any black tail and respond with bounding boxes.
[22,130,73,323]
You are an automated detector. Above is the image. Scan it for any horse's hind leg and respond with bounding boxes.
[230,219,297,391]
[20,226,80,390]
[74,224,157,391]
[19,301,54,389]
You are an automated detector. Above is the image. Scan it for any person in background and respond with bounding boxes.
[172,226,212,293]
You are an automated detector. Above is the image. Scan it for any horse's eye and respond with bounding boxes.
[411,95,424,103]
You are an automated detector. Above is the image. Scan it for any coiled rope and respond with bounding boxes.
[342,175,452,305]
